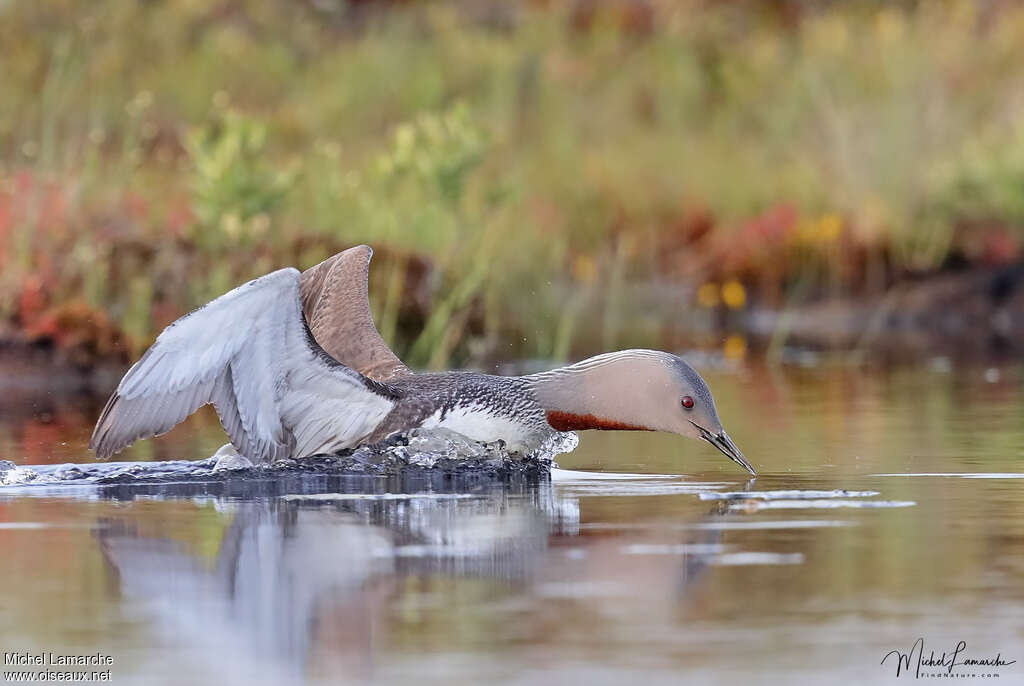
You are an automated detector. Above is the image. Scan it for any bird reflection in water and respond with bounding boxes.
[95,481,723,683]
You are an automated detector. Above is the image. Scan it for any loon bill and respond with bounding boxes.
[89,245,755,475]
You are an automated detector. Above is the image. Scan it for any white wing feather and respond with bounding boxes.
[89,268,396,463]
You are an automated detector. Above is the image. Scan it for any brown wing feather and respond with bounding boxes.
[300,245,410,382]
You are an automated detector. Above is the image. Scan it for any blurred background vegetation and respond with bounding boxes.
[2,0,1023,370]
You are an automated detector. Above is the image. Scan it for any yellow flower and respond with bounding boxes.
[572,255,597,285]
[723,335,748,360]
[817,213,841,242]
[794,213,841,245]
[697,282,720,308]
[722,280,747,309]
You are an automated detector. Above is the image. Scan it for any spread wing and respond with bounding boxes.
[89,268,398,463]
[300,245,411,382]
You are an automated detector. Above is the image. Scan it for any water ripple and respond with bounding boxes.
[700,489,879,501]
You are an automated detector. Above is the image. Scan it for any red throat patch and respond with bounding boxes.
[545,410,651,432]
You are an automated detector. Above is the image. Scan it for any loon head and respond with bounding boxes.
[532,349,756,476]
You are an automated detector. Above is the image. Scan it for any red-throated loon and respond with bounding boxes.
[89,246,755,475]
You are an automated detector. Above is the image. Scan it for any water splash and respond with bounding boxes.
[1,462,60,487]
[0,428,572,494]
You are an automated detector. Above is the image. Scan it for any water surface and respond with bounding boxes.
[1,363,1022,684]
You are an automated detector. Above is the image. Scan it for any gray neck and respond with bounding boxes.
[523,350,678,432]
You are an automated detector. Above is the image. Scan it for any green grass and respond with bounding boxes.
[1,1,1023,367]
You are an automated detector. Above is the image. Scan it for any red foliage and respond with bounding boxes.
[979,229,1019,265]
[721,203,799,273]
[165,198,195,238]
[18,274,53,330]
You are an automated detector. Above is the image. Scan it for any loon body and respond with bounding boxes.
[90,246,754,474]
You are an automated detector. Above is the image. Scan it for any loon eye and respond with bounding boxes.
[681,396,694,410]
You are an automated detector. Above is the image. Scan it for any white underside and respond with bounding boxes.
[419,405,541,452]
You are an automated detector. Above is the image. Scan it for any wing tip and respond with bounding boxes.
[334,245,373,273]
[88,392,150,460]
[333,244,373,274]
[354,244,373,263]
[88,392,123,459]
